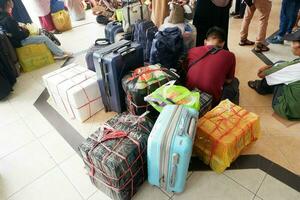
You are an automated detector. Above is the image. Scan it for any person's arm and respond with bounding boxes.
[6,17,29,41]
[225,53,236,84]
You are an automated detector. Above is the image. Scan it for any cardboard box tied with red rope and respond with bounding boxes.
[43,63,104,122]
[193,99,261,173]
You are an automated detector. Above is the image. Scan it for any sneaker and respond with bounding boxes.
[268,36,284,44]
[54,52,73,60]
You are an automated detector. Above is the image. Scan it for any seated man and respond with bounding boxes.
[248,30,300,120]
[0,0,71,59]
[186,26,239,106]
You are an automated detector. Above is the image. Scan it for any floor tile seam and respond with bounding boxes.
[222,173,258,195]
[254,173,268,198]
[57,165,86,200]
[19,111,55,139]
[0,136,38,160]
[6,165,57,199]
[0,116,23,129]
[85,190,98,200]
[37,134,76,165]
[267,137,294,171]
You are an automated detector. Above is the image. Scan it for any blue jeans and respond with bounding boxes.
[278,0,300,37]
[21,35,64,56]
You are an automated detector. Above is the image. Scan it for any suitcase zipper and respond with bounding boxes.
[159,106,182,190]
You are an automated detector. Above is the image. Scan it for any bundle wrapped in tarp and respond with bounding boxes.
[79,112,153,200]
[194,99,261,173]
[122,64,178,117]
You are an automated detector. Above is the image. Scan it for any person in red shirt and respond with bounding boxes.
[186,26,239,106]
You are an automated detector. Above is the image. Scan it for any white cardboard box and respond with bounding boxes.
[43,63,103,122]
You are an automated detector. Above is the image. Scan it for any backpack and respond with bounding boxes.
[133,20,157,61]
[211,0,231,7]
[150,27,184,69]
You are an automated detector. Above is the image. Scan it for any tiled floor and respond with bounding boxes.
[1,1,300,200]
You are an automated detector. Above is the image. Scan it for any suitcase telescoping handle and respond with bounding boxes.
[170,153,179,188]
[113,43,131,53]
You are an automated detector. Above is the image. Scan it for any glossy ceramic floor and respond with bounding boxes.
[0,1,300,200]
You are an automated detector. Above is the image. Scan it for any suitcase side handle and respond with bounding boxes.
[170,153,179,188]
[187,117,196,138]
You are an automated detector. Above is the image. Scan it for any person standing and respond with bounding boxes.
[269,0,300,44]
[193,0,232,50]
[239,0,272,52]
[231,0,246,19]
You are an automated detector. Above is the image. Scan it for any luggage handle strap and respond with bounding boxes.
[95,38,110,45]
[100,127,128,143]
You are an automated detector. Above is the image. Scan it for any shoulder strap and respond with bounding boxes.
[188,47,222,68]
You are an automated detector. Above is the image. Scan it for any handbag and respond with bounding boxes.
[210,0,231,7]
[122,0,150,33]
[168,3,184,24]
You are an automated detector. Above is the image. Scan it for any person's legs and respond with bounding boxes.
[221,78,240,105]
[287,1,300,33]
[248,78,274,95]
[193,0,212,46]
[255,0,272,44]
[240,5,256,41]
[272,84,284,108]
[277,0,289,37]
[21,35,64,56]
[239,2,246,18]
[234,0,242,14]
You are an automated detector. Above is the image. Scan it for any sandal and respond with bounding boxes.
[239,39,255,46]
[254,43,270,53]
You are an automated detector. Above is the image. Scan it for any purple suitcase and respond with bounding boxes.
[93,40,144,113]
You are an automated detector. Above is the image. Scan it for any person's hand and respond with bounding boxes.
[257,65,271,78]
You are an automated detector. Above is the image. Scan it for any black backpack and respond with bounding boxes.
[150,27,184,69]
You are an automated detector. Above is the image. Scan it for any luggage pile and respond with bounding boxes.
[41,2,262,199]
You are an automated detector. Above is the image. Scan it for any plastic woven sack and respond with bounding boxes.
[194,99,261,173]
[122,65,178,116]
[16,44,54,72]
[144,80,200,112]
[51,10,72,32]
[79,112,153,200]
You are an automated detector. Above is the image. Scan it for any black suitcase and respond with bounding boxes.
[85,38,111,71]
[105,21,124,43]
[93,40,144,113]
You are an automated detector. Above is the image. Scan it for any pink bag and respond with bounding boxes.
[39,13,56,31]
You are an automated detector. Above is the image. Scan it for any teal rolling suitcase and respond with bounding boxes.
[147,105,198,193]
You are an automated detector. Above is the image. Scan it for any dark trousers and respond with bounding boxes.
[278,0,300,37]
[252,78,284,109]
[220,77,240,105]
[234,0,246,17]
[193,0,231,50]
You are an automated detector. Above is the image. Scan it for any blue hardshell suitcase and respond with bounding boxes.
[93,40,144,113]
[147,105,198,193]
[105,21,124,43]
[85,38,111,72]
